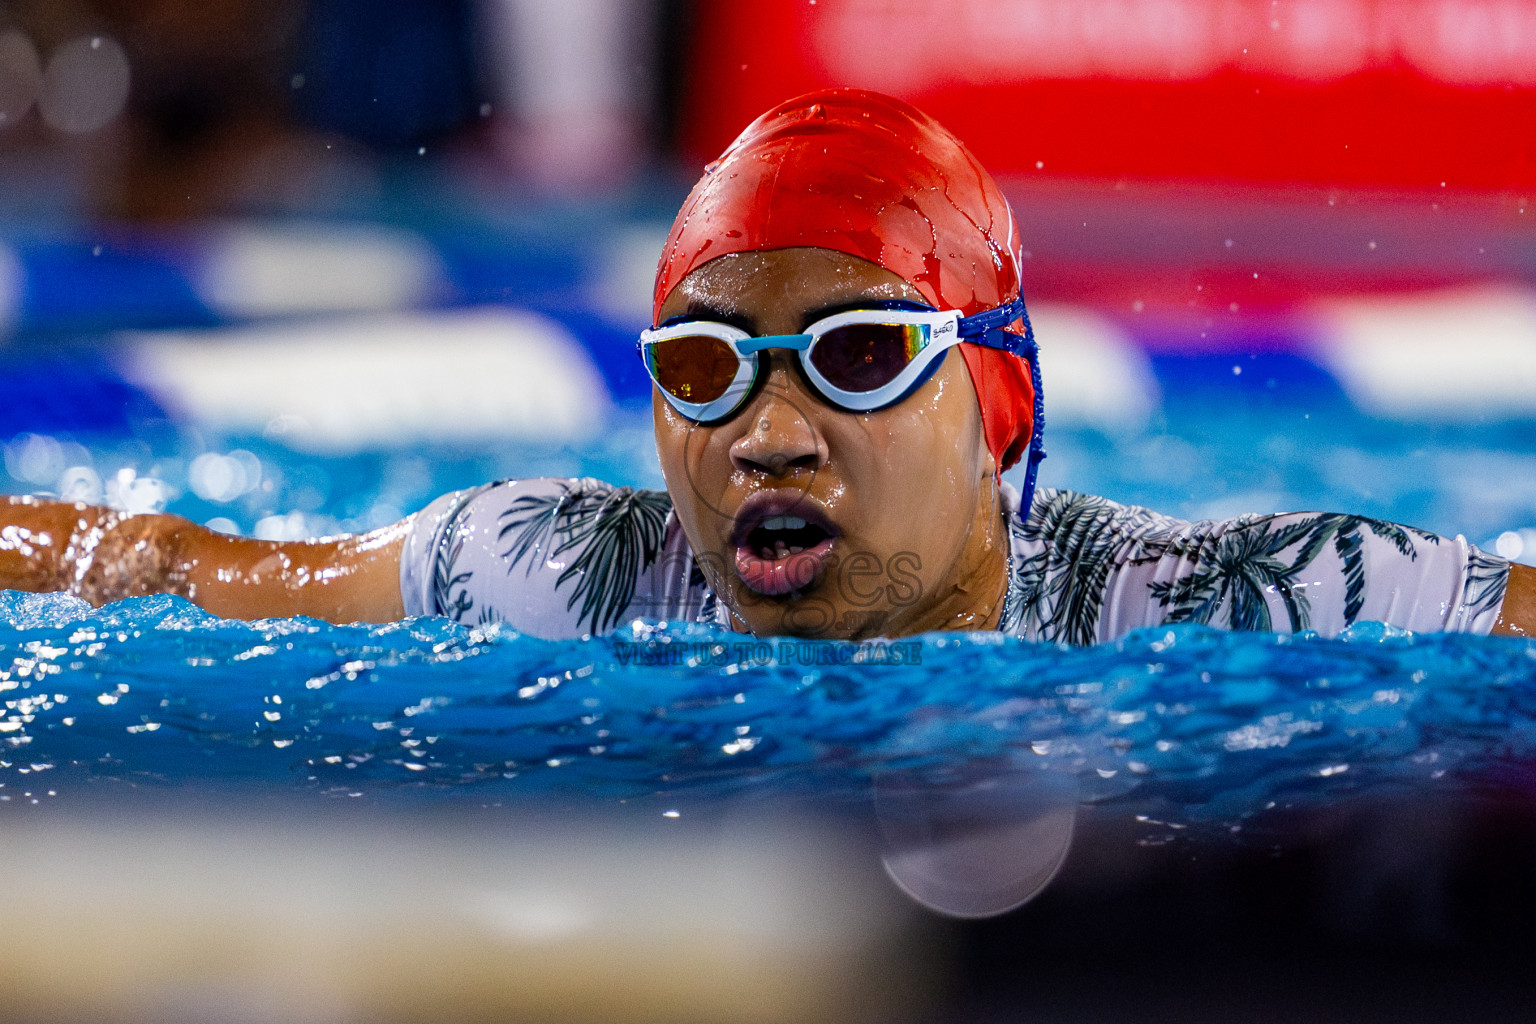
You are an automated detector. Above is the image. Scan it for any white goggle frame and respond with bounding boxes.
[639,307,963,423]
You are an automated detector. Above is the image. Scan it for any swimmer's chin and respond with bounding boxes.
[724,592,896,641]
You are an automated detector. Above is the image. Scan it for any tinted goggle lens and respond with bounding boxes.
[645,333,740,404]
[808,322,928,394]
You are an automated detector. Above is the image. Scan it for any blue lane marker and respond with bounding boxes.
[0,350,171,437]
[1151,351,1354,417]
[14,241,216,336]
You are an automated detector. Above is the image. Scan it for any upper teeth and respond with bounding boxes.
[761,516,807,531]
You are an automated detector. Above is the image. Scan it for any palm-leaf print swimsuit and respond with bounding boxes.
[399,478,1509,641]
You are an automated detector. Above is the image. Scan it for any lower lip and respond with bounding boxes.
[734,536,837,596]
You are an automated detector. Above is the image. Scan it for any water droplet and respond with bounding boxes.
[874,765,1077,918]
[39,34,130,133]
[1496,531,1523,560]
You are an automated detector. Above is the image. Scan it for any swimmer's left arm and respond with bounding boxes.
[1492,563,1536,637]
[0,495,409,623]
[1035,493,1519,640]
[164,515,410,623]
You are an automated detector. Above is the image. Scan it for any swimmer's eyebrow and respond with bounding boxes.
[665,296,934,333]
[799,296,934,330]
[670,302,755,334]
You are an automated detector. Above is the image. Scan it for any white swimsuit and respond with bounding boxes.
[399,478,1509,642]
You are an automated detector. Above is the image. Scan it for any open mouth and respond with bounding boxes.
[731,500,841,597]
[745,515,833,559]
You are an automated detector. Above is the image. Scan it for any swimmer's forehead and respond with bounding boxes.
[657,249,930,329]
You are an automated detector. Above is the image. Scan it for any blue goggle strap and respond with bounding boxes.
[956,297,1047,512]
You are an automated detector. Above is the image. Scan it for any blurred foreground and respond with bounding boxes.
[5,795,1536,1023]
[0,800,928,1024]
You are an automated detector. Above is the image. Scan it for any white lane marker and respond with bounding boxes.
[1030,301,1159,431]
[193,222,445,319]
[1311,285,1536,420]
[119,307,611,453]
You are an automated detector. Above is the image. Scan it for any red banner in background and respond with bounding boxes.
[683,0,1536,191]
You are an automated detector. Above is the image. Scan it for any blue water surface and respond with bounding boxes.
[4,403,1536,829]
[4,589,1535,831]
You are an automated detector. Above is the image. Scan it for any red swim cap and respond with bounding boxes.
[653,88,1038,472]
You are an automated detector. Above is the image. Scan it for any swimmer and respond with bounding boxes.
[2,89,1534,642]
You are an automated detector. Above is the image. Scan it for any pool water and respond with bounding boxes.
[4,402,1536,851]
[5,588,1536,819]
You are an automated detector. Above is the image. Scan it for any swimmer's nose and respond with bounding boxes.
[729,384,827,478]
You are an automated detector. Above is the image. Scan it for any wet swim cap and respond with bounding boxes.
[653,88,1043,479]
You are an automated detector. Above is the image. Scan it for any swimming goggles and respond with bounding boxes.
[639,298,1030,423]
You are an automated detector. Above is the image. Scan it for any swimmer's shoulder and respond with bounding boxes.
[1015,486,1195,543]
[400,476,689,635]
[410,477,673,539]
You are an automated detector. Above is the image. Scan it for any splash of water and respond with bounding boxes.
[3,592,1535,825]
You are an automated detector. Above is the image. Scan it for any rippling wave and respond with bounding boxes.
[5,591,1534,829]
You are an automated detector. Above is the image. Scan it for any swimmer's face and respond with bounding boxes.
[652,246,1009,639]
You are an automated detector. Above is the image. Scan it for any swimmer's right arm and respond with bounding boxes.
[1493,563,1536,638]
[0,496,407,624]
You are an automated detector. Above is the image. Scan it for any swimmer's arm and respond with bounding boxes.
[1492,563,1536,637]
[0,496,406,623]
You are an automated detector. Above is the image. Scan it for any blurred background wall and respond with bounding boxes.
[1,0,1529,231]
[1,0,1532,403]
[0,0,669,219]
[0,0,1530,338]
